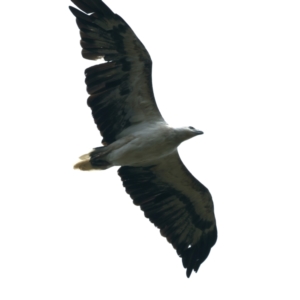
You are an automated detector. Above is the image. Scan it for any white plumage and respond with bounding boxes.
[70,0,217,277]
[76,123,203,168]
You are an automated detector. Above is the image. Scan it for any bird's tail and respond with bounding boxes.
[74,146,112,171]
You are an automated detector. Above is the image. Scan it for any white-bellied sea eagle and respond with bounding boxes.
[70,0,217,278]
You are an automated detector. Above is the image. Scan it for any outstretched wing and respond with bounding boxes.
[118,151,217,277]
[69,0,165,145]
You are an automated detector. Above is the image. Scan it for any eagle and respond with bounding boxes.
[69,0,217,278]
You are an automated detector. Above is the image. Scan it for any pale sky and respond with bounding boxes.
[1,0,300,299]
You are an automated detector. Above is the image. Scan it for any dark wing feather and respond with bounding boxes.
[69,0,164,145]
[118,151,217,277]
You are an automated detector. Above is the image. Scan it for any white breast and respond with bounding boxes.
[108,123,178,167]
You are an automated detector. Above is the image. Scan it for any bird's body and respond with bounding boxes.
[77,123,200,169]
[70,0,217,277]
[108,122,177,166]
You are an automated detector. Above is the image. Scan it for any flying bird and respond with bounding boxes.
[69,0,217,277]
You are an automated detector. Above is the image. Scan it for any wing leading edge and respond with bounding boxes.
[118,151,217,277]
[69,0,164,145]
[70,0,217,278]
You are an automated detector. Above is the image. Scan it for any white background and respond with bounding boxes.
[1,0,300,299]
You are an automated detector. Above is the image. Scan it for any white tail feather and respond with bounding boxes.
[74,159,93,171]
[79,152,91,160]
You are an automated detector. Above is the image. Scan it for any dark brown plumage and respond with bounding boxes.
[118,152,217,277]
[70,0,217,278]
[70,1,163,145]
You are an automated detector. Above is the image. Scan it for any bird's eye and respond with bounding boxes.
[188,126,195,130]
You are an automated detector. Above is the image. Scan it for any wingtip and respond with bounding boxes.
[69,6,78,15]
[70,0,93,13]
[69,0,115,16]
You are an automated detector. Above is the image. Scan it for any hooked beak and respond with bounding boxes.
[195,130,204,135]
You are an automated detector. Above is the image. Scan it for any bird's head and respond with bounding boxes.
[175,126,203,143]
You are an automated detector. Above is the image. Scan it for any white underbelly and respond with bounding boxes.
[108,132,177,166]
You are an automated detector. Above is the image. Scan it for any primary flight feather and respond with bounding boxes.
[70,0,217,278]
